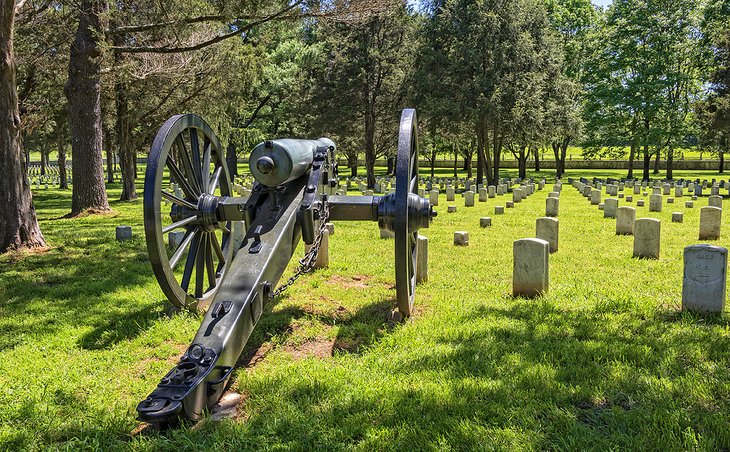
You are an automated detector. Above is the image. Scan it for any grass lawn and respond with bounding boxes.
[1,169,730,450]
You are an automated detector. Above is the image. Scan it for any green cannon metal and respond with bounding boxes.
[137,109,434,424]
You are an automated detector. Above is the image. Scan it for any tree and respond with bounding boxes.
[583,0,704,180]
[0,0,46,252]
[415,0,565,185]
[304,5,414,188]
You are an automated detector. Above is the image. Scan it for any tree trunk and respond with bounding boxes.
[627,140,636,179]
[351,164,357,178]
[453,145,458,178]
[364,107,376,188]
[552,142,561,178]
[720,150,725,174]
[386,156,394,176]
[40,147,46,175]
[653,148,660,175]
[490,125,500,185]
[58,129,68,189]
[65,0,110,214]
[559,140,568,179]
[642,145,650,181]
[226,142,238,178]
[666,145,673,180]
[114,49,136,200]
[0,2,46,252]
[534,147,540,172]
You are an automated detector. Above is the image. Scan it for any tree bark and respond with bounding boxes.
[114,61,136,200]
[666,145,673,180]
[490,125,500,186]
[58,128,68,189]
[65,0,110,214]
[627,140,636,179]
[642,144,650,181]
[653,148,660,175]
[226,142,237,178]
[720,150,725,174]
[534,147,540,172]
[364,107,376,188]
[0,2,46,252]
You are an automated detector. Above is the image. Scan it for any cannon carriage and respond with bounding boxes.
[137,109,434,423]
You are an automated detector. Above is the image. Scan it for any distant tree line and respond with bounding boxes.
[1,0,730,252]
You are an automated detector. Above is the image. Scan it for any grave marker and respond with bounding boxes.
[682,245,727,313]
[513,238,549,297]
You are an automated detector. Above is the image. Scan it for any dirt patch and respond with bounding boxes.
[64,208,117,219]
[327,274,376,289]
[1,246,54,264]
[284,338,335,360]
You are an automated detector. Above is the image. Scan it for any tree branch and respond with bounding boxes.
[109,14,226,34]
[113,2,303,54]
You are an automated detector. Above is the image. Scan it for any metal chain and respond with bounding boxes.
[272,201,330,298]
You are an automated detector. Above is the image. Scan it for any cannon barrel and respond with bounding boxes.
[249,137,336,187]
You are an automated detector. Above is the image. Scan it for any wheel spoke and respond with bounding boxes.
[176,136,202,195]
[181,232,201,292]
[161,190,197,210]
[205,234,216,289]
[195,232,206,298]
[166,158,198,201]
[208,166,222,195]
[189,129,204,190]
[202,139,212,191]
[162,215,197,234]
[170,228,197,270]
[211,232,225,263]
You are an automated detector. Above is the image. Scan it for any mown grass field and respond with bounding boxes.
[2,167,730,450]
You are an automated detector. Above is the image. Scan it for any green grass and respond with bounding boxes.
[2,171,730,450]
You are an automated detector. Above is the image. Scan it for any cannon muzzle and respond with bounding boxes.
[249,138,336,187]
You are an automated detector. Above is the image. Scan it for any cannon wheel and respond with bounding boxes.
[394,109,419,317]
[144,114,240,311]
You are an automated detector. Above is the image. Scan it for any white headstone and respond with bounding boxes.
[546,197,559,217]
[495,206,504,214]
[616,206,636,235]
[604,198,618,218]
[429,190,439,206]
[682,244,727,313]
[633,218,660,259]
[465,191,475,207]
[672,212,683,223]
[513,238,549,297]
[591,189,601,205]
[709,195,723,208]
[416,235,428,284]
[454,231,469,246]
[699,206,722,240]
[480,217,492,228]
[536,217,559,253]
[649,194,662,212]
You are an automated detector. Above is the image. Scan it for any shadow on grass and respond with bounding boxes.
[172,299,730,450]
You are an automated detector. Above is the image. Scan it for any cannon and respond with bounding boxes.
[136,109,434,424]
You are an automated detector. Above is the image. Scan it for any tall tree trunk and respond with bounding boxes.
[490,125,500,185]
[58,129,68,189]
[226,142,238,178]
[65,0,110,214]
[476,120,485,185]
[627,140,636,180]
[534,147,540,172]
[642,145,650,181]
[115,64,136,200]
[552,142,561,178]
[0,2,46,252]
[453,144,458,178]
[720,150,725,174]
[386,156,394,176]
[653,148,660,175]
[666,145,673,180]
[40,147,46,175]
[104,122,114,183]
[559,139,568,179]
[364,107,376,188]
